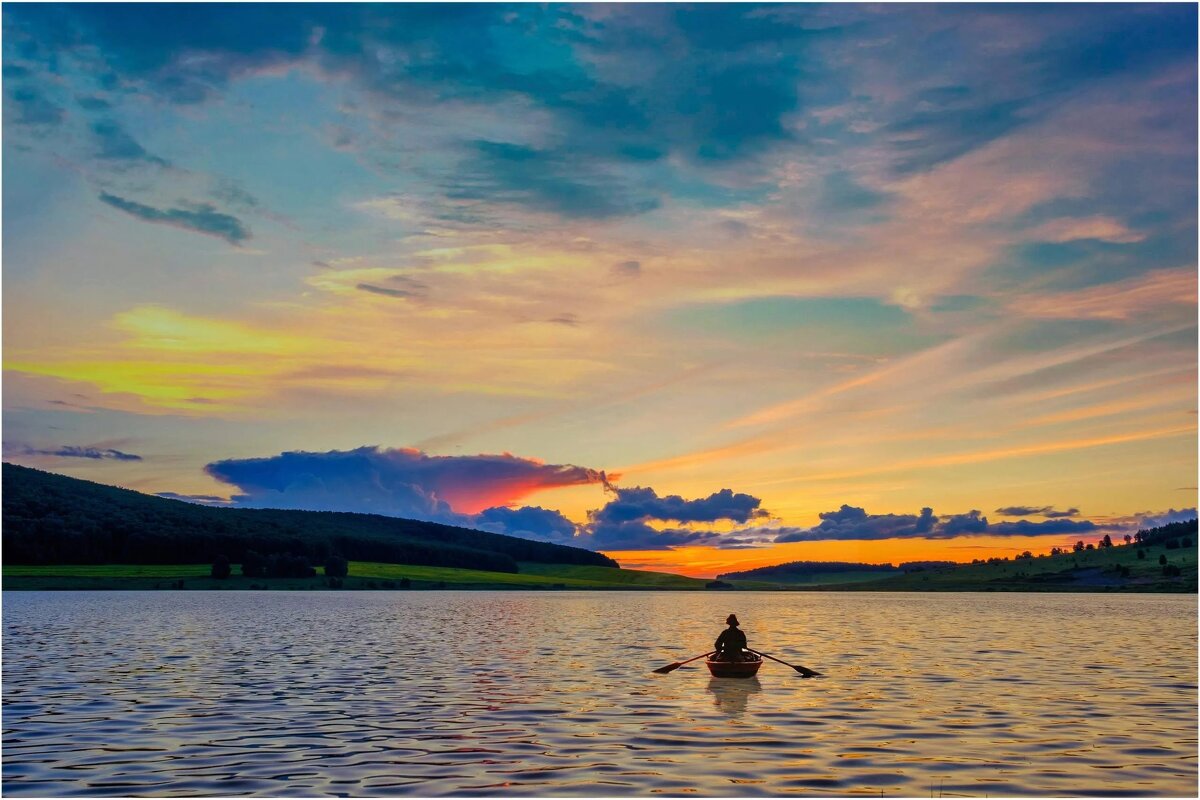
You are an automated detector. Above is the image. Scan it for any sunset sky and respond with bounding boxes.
[3,4,1196,576]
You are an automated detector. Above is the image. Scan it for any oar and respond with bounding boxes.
[748,648,821,678]
[653,650,715,674]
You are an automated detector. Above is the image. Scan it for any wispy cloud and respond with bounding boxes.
[8,443,142,461]
[98,192,250,245]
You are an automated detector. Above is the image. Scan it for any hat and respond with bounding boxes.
[726,614,739,626]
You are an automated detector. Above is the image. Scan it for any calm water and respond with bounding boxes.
[3,591,1196,797]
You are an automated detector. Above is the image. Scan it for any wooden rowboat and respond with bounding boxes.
[705,654,762,678]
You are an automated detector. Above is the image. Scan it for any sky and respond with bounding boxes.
[3,3,1196,577]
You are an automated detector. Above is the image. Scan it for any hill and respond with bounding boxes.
[813,521,1198,593]
[718,560,900,584]
[2,463,616,573]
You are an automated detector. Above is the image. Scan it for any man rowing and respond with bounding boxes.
[713,613,751,662]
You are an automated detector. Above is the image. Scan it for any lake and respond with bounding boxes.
[3,591,1196,796]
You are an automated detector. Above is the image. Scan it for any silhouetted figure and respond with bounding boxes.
[714,614,749,661]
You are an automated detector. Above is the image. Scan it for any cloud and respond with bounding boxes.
[354,274,428,300]
[988,519,1097,535]
[775,504,935,542]
[155,492,233,505]
[11,444,142,461]
[356,283,416,299]
[591,484,765,527]
[937,510,990,536]
[474,505,579,545]
[613,260,641,278]
[204,446,606,518]
[1027,216,1144,244]
[448,140,659,219]
[995,506,1080,518]
[576,482,768,550]
[772,504,1107,542]
[8,87,65,126]
[92,120,168,165]
[98,192,250,244]
[1139,508,1198,529]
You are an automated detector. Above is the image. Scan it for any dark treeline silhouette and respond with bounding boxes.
[1134,519,1197,548]
[897,560,958,572]
[717,560,898,581]
[2,464,617,572]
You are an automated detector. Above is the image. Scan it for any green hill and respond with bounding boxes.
[718,560,900,585]
[814,524,1197,593]
[2,463,616,574]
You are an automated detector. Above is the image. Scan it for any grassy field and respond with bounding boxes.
[5,539,1195,592]
[746,570,902,586]
[2,561,776,591]
[818,539,1197,592]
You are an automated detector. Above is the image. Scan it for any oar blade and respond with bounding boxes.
[794,666,821,678]
[652,662,682,674]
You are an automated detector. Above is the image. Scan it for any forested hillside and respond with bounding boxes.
[2,464,617,572]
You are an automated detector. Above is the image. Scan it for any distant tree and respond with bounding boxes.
[266,553,315,578]
[1050,547,1063,557]
[1019,550,1033,560]
[1074,540,1085,553]
[1137,549,1146,560]
[1159,554,1168,565]
[1085,543,1095,551]
[242,549,266,578]
[399,577,411,588]
[324,555,348,578]
[1102,534,1113,548]
[1184,537,1193,547]
[1162,564,1181,577]
[1123,534,1132,545]
[705,580,734,590]
[210,554,231,580]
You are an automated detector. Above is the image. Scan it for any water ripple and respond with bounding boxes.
[3,591,1196,796]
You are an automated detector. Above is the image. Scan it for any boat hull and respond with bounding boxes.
[705,658,763,678]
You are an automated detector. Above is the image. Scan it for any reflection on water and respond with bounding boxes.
[3,590,1196,796]
[707,676,762,718]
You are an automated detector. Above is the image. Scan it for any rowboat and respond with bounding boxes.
[705,653,762,678]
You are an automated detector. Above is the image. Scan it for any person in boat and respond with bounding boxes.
[714,613,752,662]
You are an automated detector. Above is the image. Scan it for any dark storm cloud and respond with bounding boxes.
[98,192,250,245]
